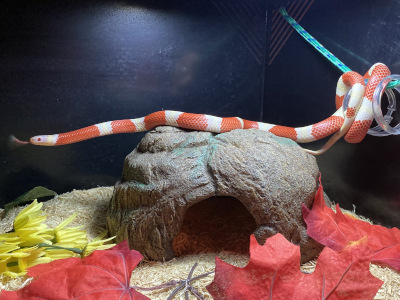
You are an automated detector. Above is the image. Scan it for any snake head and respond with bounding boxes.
[30,135,57,146]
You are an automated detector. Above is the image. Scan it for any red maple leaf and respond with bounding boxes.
[207,233,383,300]
[302,176,400,271]
[0,241,149,300]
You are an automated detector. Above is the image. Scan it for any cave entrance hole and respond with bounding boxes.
[173,196,258,256]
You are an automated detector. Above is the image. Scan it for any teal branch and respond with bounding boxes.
[279,8,399,89]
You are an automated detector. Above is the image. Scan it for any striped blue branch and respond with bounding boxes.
[279,7,399,88]
[279,8,351,73]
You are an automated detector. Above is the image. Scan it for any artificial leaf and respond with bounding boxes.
[302,176,400,271]
[301,236,379,300]
[2,187,57,219]
[0,241,149,300]
[369,243,400,271]
[207,234,382,300]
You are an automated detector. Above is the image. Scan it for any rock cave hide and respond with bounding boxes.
[107,126,323,263]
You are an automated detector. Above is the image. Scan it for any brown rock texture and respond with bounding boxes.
[107,126,323,262]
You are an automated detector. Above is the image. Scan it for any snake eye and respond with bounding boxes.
[30,135,48,145]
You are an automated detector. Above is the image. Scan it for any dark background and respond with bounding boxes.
[1,0,399,227]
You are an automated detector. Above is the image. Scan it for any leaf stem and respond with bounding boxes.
[323,262,353,299]
[37,243,83,255]
[270,270,278,300]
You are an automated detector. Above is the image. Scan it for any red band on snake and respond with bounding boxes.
[24,63,390,155]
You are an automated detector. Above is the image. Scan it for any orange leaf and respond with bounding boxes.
[370,243,400,270]
[207,234,382,300]
[0,241,149,300]
[302,176,400,271]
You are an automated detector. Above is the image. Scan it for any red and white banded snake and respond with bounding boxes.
[17,63,390,155]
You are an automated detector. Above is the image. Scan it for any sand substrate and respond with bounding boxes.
[0,187,399,299]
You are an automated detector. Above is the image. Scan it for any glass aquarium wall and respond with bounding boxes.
[1,0,399,227]
[265,0,400,227]
[0,0,267,204]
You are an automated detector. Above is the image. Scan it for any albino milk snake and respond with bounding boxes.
[17,63,390,155]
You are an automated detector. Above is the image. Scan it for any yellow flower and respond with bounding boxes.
[0,243,20,256]
[0,245,51,277]
[18,247,51,271]
[0,243,21,276]
[54,213,87,245]
[2,246,52,277]
[0,200,54,247]
[0,259,9,277]
[0,200,54,276]
[0,234,20,244]
[42,212,87,260]
[14,199,46,230]
[1,230,54,247]
[44,213,115,259]
[0,199,115,279]
[83,231,116,257]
